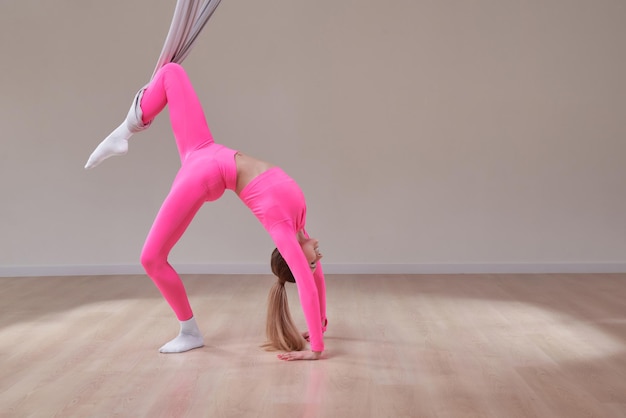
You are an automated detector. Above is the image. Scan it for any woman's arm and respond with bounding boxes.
[270,225,325,358]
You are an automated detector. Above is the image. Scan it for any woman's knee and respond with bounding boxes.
[161,62,185,75]
[140,249,166,275]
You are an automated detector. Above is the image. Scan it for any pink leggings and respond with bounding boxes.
[137,64,326,351]
[138,63,237,321]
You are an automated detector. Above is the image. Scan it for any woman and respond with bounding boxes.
[85,63,327,361]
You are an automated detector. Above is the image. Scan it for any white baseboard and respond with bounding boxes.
[0,264,268,278]
[325,263,626,274]
[0,262,624,277]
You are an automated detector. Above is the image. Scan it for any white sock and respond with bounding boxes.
[84,88,151,170]
[84,122,131,169]
[159,317,204,353]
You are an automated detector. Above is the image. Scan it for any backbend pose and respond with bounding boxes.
[85,63,327,361]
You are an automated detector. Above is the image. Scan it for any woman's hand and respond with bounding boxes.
[301,331,310,341]
[277,351,322,361]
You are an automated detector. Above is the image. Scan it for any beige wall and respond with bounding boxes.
[1,0,625,275]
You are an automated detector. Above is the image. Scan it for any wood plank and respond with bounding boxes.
[1,273,625,417]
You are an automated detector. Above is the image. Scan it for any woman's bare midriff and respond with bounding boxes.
[235,152,276,195]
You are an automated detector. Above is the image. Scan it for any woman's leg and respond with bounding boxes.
[85,63,211,168]
[140,165,207,353]
[139,63,213,158]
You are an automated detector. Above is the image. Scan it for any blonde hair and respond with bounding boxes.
[262,248,306,351]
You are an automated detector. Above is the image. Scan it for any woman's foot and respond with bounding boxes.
[159,333,204,353]
[84,124,130,169]
[84,89,150,169]
[159,317,204,353]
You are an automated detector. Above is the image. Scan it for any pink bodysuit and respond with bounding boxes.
[137,63,326,352]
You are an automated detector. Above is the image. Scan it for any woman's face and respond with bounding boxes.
[301,238,323,271]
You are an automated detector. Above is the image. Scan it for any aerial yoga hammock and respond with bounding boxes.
[151,0,222,80]
[85,0,222,166]
[84,0,328,361]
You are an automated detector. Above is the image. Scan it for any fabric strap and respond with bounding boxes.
[150,0,223,80]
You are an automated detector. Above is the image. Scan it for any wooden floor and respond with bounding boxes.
[1,273,625,418]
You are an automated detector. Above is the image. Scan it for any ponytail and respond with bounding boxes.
[262,248,306,351]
